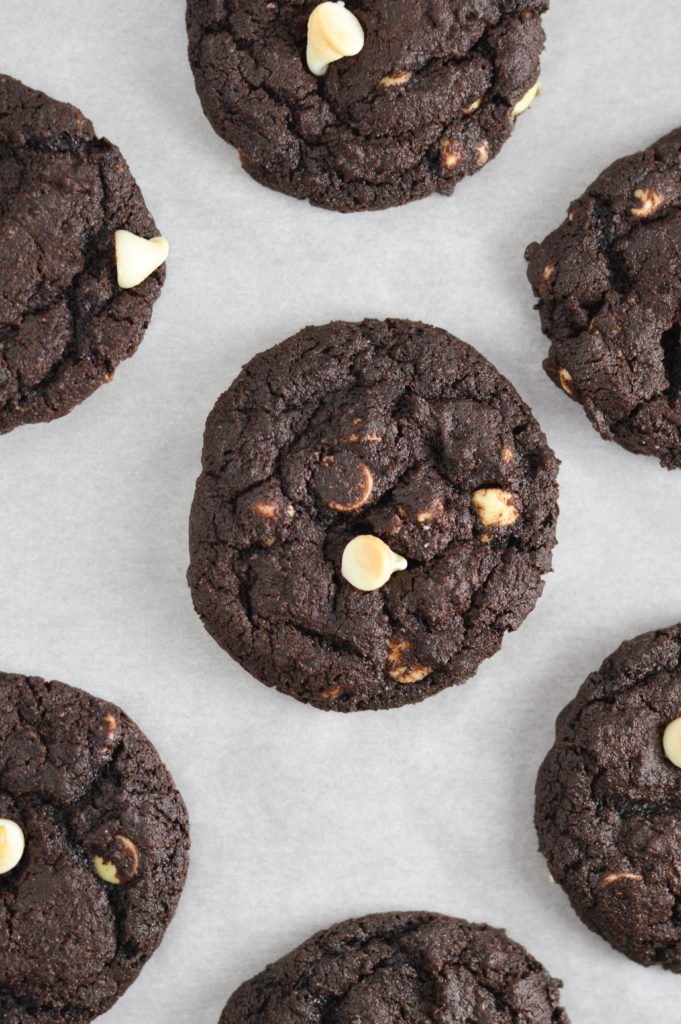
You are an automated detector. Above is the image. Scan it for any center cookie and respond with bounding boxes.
[188,319,559,712]
[0,672,190,1023]
[186,0,548,212]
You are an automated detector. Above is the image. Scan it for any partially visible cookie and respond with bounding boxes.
[536,624,681,971]
[0,672,190,1023]
[0,74,167,434]
[218,911,570,1024]
[188,319,559,712]
[186,0,548,212]
[526,127,681,468]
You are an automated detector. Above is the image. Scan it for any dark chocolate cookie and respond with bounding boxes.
[535,624,681,971]
[188,319,559,712]
[218,911,570,1024]
[186,0,548,212]
[526,127,681,469]
[0,74,166,434]
[0,671,190,1023]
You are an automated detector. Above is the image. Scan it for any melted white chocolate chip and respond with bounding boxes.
[512,81,541,117]
[93,835,140,885]
[471,488,520,528]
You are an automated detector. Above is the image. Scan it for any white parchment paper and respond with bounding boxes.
[1,2,681,1021]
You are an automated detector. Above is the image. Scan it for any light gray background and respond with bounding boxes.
[1,1,681,1021]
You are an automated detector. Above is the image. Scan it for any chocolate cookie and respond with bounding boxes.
[186,0,548,212]
[218,911,570,1024]
[0,74,167,434]
[526,127,681,469]
[0,671,190,1022]
[535,624,681,971]
[188,319,559,712]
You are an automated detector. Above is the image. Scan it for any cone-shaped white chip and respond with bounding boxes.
[342,535,407,591]
[307,2,365,76]
[115,230,169,289]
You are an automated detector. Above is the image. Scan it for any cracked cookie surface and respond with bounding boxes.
[535,624,681,970]
[187,319,559,712]
[186,0,548,212]
[218,911,570,1024]
[0,672,190,1023]
[0,74,165,434]
[526,127,681,469]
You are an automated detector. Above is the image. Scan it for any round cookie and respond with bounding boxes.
[526,127,681,469]
[186,0,548,212]
[218,911,570,1024]
[535,624,681,971]
[0,74,166,434]
[188,319,559,712]
[0,671,190,1023]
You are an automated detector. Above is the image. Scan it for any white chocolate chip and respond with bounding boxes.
[341,535,407,591]
[253,501,278,518]
[327,461,374,512]
[471,488,520,527]
[103,712,117,738]
[100,711,118,752]
[631,188,664,218]
[385,639,431,683]
[378,71,411,88]
[93,855,121,884]
[93,835,140,885]
[601,871,643,886]
[441,141,461,169]
[0,819,25,875]
[476,142,490,166]
[115,230,169,289]
[558,367,576,396]
[663,716,681,768]
[512,81,541,117]
[306,2,364,77]
[416,498,444,530]
[464,97,482,114]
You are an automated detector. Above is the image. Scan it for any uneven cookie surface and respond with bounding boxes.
[188,319,559,712]
[219,911,570,1024]
[186,0,547,212]
[536,624,681,971]
[0,74,165,433]
[0,672,190,1023]
[526,127,681,468]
